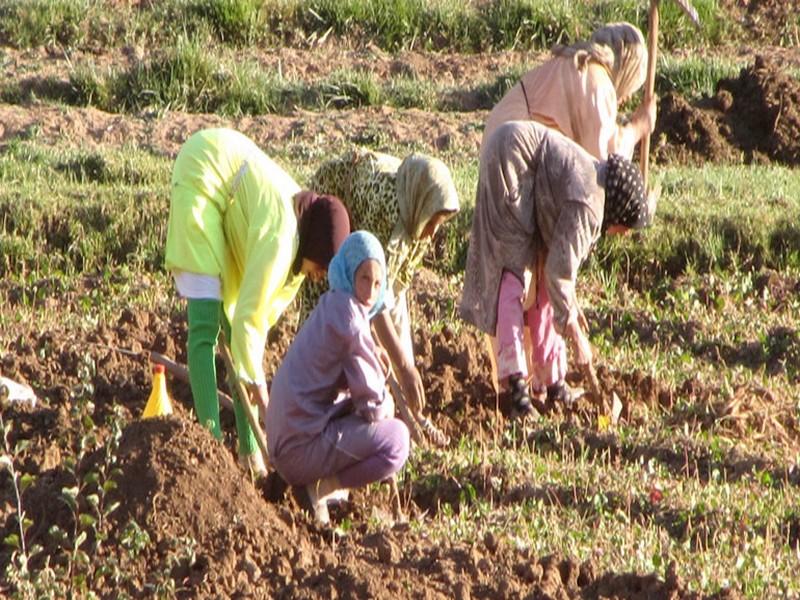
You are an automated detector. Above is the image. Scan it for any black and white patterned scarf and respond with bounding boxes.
[602,153,648,231]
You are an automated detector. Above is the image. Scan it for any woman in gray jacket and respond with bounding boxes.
[460,120,654,415]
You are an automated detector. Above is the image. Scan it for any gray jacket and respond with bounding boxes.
[460,120,605,335]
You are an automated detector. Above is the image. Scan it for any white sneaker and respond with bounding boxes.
[306,482,331,524]
[306,476,345,524]
[238,450,268,478]
[327,488,350,503]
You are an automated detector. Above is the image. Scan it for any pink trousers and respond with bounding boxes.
[495,270,566,388]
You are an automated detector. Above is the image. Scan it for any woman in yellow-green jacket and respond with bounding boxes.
[165,128,350,475]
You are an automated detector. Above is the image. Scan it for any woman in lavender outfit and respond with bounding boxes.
[266,231,410,523]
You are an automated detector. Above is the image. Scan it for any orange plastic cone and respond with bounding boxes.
[142,364,173,418]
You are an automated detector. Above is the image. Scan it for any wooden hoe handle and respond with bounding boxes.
[639,0,660,190]
[217,331,271,469]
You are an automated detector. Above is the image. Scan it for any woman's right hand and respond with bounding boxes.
[634,94,657,138]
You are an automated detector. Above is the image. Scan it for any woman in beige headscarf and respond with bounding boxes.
[481,22,655,162]
[479,22,657,409]
[299,148,460,443]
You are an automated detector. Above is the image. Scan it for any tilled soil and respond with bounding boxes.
[2,267,796,597]
[0,374,747,600]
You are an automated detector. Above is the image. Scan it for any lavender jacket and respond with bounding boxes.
[265,289,388,460]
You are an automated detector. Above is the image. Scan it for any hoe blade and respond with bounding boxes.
[673,0,701,27]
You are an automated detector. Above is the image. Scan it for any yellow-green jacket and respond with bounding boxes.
[165,128,303,384]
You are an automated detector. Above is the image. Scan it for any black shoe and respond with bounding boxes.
[547,380,581,408]
[508,374,535,418]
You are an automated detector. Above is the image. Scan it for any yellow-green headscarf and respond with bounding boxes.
[386,153,460,294]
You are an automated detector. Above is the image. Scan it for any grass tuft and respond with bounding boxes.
[657,55,742,100]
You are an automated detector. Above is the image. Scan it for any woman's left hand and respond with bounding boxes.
[396,363,426,414]
[246,381,270,426]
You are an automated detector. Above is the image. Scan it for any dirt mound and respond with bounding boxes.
[655,56,800,166]
[279,530,742,600]
[718,55,800,164]
[110,417,309,596]
[653,91,740,164]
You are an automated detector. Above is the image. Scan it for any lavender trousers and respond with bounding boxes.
[271,414,410,488]
[495,270,566,387]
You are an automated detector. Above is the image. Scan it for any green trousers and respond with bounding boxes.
[187,299,257,456]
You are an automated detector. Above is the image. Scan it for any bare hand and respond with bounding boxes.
[396,363,426,414]
[247,381,269,427]
[635,95,657,136]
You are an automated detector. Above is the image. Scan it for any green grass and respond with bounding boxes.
[4,48,755,116]
[0,140,169,278]
[657,55,744,100]
[3,137,800,296]
[0,0,742,53]
[402,429,800,597]
[593,164,800,280]
[0,0,102,49]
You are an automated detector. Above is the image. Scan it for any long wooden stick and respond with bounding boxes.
[639,0,660,190]
[149,351,235,412]
[217,331,271,468]
[387,373,424,444]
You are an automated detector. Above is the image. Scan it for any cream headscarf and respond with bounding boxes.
[386,153,460,293]
[553,22,647,103]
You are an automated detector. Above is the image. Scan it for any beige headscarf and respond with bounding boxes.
[386,153,460,293]
[553,22,647,103]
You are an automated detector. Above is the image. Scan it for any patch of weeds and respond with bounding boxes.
[70,39,304,116]
[350,124,390,147]
[0,0,88,48]
[145,535,198,597]
[428,206,472,275]
[317,68,383,109]
[295,0,447,51]
[0,0,746,52]
[466,63,531,109]
[69,63,117,110]
[769,220,800,269]
[655,0,734,49]
[482,0,580,51]
[2,360,135,597]
[184,0,269,46]
[56,151,110,184]
[212,62,294,116]
[385,76,439,110]
[1,401,43,592]
[0,141,170,276]
[115,33,219,113]
[657,55,742,100]
[0,75,79,106]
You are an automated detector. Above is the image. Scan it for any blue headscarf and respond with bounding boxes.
[328,231,387,318]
